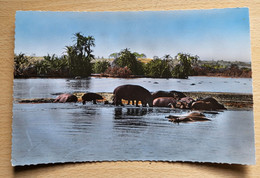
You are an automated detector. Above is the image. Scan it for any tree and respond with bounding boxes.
[162,54,173,61]
[133,52,147,58]
[14,53,33,77]
[109,52,120,59]
[93,60,110,74]
[172,53,199,79]
[35,59,51,76]
[145,58,172,78]
[113,48,144,75]
[65,32,95,77]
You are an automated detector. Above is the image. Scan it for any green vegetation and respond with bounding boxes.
[14,53,32,77]
[145,59,171,78]
[102,66,132,78]
[14,33,252,79]
[172,53,199,79]
[35,54,68,76]
[93,60,110,74]
[112,48,144,75]
[66,32,95,77]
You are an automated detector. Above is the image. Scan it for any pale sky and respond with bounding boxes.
[15,8,251,62]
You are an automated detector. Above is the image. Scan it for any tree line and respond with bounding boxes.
[14,33,251,79]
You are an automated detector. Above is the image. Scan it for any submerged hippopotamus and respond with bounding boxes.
[113,84,153,107]
[54,93,78,103]
[166,112,210,123]
[82,93,103,104]
[153,97,177,107]
[152,90,186,100]
[192,97,226,110]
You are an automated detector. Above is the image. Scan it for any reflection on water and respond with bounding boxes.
[67,107,98,133]
[12,102,255,166]
[114,107,151,118]
[113,107,150,128]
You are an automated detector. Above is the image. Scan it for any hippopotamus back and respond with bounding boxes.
[153,97,177,107]
[54,93,78,103]
[113,84,152,106]
[82,93,103,101]
[196,97,226,110]
[152,90,186,100]
[191,101,213,110]
[82,93,103,104]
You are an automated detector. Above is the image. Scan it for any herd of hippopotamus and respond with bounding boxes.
[54,84,227,123]
[54,84,226,111]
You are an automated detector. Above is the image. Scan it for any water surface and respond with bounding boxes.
[12,103,255,165]
[12,77,255,165]
[13,76,252,99]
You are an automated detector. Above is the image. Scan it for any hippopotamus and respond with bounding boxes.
[175,97,195,109]
[191,101,213,110]
[54,93,78,103]
[153,97,177,107]
[82,93,103,104]
[166,112,210,123]
[152,90,186,100]
[113,84,153,107]
[192,97,226,110]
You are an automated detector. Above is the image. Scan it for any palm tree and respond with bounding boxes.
[65,32,95,77]
[65,46,77,76]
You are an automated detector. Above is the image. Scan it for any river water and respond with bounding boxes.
[12,77,255,165]
[13,76,252,99]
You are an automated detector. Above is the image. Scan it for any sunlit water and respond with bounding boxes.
[12,77,255,165]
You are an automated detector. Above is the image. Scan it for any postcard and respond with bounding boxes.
[12,8,255,166]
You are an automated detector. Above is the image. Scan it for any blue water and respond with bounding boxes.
[13,76,252,99]
[11,77,255,166]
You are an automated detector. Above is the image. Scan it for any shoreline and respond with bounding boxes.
[16,91,253,110]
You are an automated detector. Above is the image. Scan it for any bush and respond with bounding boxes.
[14,53,32,77]
[93,60,110,74]
[145,59,172,78]
[34,54,69,77]
[103,66,132,78]
[172,53,198,79]
[113,48,144,75]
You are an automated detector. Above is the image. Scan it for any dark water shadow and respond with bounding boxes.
[114,107,150,119]
[63,106,99,133]
[14,161,247,177]
[113,107,151,129]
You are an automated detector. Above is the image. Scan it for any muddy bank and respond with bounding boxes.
[16,91,253,110]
